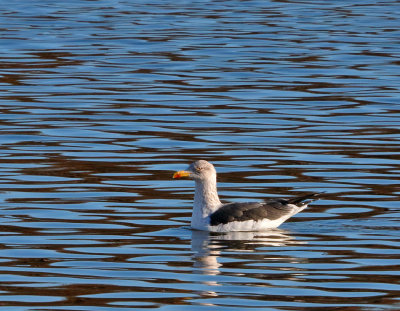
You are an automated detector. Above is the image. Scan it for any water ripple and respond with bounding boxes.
[0,0,399,310]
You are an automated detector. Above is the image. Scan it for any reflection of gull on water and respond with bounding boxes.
[213,230,297,247]
[190,229,305,300]
[192,230,221,276]
[191,228,303,273]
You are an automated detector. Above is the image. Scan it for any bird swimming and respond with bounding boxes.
[173,160,320,232]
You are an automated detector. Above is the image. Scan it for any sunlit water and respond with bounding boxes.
[0,0,399,310]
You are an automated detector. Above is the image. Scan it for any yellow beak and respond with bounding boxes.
[173,170,191,179]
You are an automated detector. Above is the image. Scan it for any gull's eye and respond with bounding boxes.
[196,166,203,172]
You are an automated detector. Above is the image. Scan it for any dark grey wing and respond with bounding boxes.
[209,199,293,226]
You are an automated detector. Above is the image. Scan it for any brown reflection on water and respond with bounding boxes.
[0,0,400,310]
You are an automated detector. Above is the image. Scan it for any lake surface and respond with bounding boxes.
[0,0,399,310]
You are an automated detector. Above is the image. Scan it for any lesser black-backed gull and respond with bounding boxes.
[173,160,320,232]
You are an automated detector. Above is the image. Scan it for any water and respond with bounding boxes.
[0,0,399,310]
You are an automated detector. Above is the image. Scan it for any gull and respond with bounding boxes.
[173,160,320,232]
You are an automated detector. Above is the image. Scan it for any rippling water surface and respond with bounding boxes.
[0,0,399,310]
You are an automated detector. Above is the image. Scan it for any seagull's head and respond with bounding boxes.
[173,160,217,182]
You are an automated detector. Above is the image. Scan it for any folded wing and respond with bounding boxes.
[209,199,293,226]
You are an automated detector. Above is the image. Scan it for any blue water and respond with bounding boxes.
[0,0,399,310]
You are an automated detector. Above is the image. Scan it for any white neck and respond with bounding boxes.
[191,175,221,229]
